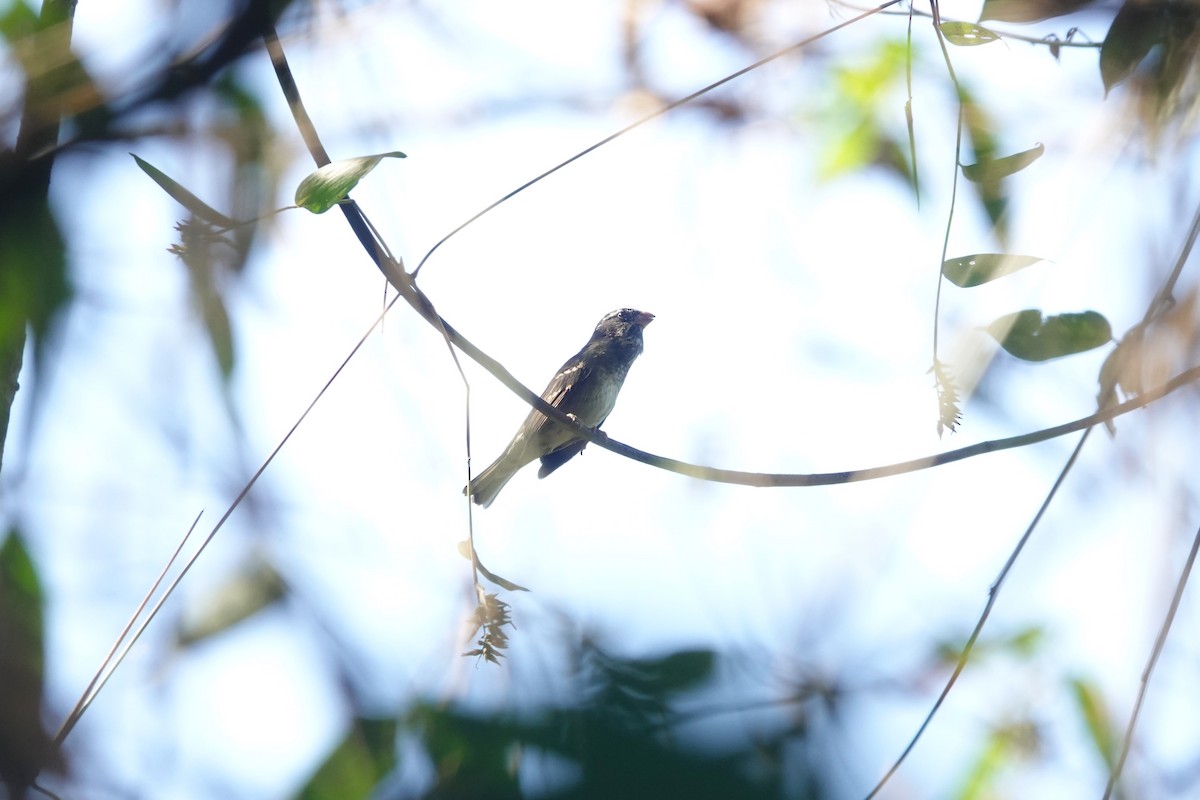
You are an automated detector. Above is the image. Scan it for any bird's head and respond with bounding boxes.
[595,308,654,337]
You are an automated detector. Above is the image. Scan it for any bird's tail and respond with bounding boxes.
[463,452,522,508]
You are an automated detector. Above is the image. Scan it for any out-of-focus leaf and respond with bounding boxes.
[132,154,235,228]
[626,649,717,695]
[959,89,1009,244]
[987,309,1112,361]
[962,143,1044,182]
[213,72,272,271]
[0,530,60,794]
[935,625,1047,665]
[1100,2,1165,93]
[980,0,1095,23]
[1069,677,1116,769]
[0,169,70,376]
[175,559,286,646]
[298,717,398,800]
[942,254,1046,287]
[940,21,1001,46]
[953,720,1040,800]
[0,1,39,43]
[816,40,913,186]
[294,151,407,214]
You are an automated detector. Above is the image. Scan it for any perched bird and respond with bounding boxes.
[464,308,654,507]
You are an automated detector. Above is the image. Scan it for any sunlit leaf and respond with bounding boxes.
[942,254,1046,287]
[940,21,1001,46]
[132,154,235,228]
[298,717,398,800]
[979,0,1094,23]
[1099,2,1164,93]
[962,143,1045,182]
[294,151,407,214]
[987,309,1112,361]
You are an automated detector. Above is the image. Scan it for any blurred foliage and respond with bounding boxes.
[816,39,914,187]
[299,717,399,800]
[174,557,288,647]
[358,639,833,800]
[0,530,61,797]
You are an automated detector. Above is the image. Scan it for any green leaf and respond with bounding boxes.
[295,151,407,214]
[940,21,1001,46]
[987,310,1112,361]
[1100,2,1165,93]
[1069,677,1116,768]
[298,717,398,800]
[962,143,1045,182]
[0,0,39,43]
[0,529,58,790]
[0,176,71,379]
[131,154,235,228]
[942,254,1046,287]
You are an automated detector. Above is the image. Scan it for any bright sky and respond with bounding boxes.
[5,0,1200,797]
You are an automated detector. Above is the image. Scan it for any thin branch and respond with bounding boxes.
[409,0,904,278]
[1103,520,1200,798]
[52,510,203,746]
[865,428,1091,798]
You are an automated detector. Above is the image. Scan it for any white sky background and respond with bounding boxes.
[5,0,1200,797]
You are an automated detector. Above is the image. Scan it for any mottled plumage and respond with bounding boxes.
[464,308,654,507]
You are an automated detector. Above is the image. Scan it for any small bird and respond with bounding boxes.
[464,308,654,507]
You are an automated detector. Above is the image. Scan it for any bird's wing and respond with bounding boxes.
[525,357,591,436]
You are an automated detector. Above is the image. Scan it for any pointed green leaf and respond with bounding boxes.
[295,151,407,214]
[131,154,235,228]
[988,309,1112,361]
[943,254,1046,287]
[1099,3,1165,93]
[962,143,1045,182]
[940,21,1001,46]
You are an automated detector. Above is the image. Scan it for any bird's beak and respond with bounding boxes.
[633,311,655,327]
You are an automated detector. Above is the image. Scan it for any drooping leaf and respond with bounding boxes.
[942,254,1046,287]
[132,154,235,228]
[962,143,1045,182]
[979,0,1094,23]
[294,151,407,214]
[987,309,1112,361]
[1099,2,1165,93]
[940,21,1001,46]
[297,717,398,800]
